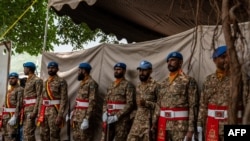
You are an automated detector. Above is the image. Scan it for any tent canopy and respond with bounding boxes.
[48,0,249,43]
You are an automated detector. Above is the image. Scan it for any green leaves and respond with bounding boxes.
[0,0,118,56]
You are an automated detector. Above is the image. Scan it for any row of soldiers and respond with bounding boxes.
[0,45,249,141]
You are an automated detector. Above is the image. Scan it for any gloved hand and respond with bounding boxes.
[8,115,17,126]
[65,111,73,122]
[102,111,108,122]
[107,115,118,124]
[80,119,89,130]
[197,126,202,132]
[197,126,203,141]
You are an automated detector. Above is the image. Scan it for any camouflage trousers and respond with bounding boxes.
[23,113,36,141]
[165,130,186,141]
[126,117,154,141]
[2,118,18,141]
[126,132,151,141]
[72,121,93,141]
[101,118,132,141]
[40,112,61,141]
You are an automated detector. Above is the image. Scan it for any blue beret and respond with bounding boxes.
[79,63,92,71]
[47,61,58,68]
[9,72,19,78]
[212,46,227,59]
[137,60,152,70]
[166,52,183,62]
[23,62,36,70]
[114,62,126,69]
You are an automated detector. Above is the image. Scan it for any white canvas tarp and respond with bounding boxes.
[40,22,250,140]
[0,42,11,107]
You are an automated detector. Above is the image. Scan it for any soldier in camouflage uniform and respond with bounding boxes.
[127,60,160,141]
[156,52,199,141]
[197,46,242,141]
[101,62,135,141]
[37,61,68,141]
[22,62,43,141]
[1,72,24,141]
[69,62,98,141]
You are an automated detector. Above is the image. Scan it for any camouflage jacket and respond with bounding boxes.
[197,73,242,134]
[243,74,250,124]
[3,84,24,119]
[72,76,98,122]
[23,74,43,115]
[159,72,198,132]
[40,75,68,117]
[130,78,160,135]
[103,78,135,120]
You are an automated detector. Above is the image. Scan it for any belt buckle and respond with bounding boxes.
[108,104,113,109]
[76,101,79,107]
[165,111,173,118]
[43,100,50,106]
[215,111,224,118]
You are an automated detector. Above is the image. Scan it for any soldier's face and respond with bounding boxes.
[9,77,18,86]
[114,67,125,78]
[167,58,182,72]
[213,53,229,70]
[23,67,30,75]
[48,66,58,76]
[77,69,85,81]
[138,69,151,82]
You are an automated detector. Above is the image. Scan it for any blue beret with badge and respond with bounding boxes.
[212,45,227,59]
[79,62,92,71]
[47,61,58,68]
[23,62,36,70]
[114,62,126,69]
[166,51,183,62]
[137,60,152,70]
[9,72,19,78]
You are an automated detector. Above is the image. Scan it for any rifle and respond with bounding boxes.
[67,101,71,141]
[105,111,109,141]
[149,109,153,141]
[192,80,199,141]
[15,93,21,141]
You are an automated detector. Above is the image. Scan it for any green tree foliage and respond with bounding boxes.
[0,0,116,56]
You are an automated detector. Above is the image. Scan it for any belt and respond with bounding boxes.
[207,108,242,119]
[23,98,36,106]
[160,107,188,120]
[3,108,16,113]
[107,101,126,110]
[42,100,60,106]
[107,103,125,110]
[75,99,89,109]
[75,100,89,109]
[208,109,228,119]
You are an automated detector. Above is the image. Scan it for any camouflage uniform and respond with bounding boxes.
[127,78,160,141]
[72,76,98,141]
[158,72,198,141]
[198,73,242,141]
[23,74,43,141]
[2,84,23,141]
[101,78,135,141]
[38,75,68,141]
[243,73,250,124]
